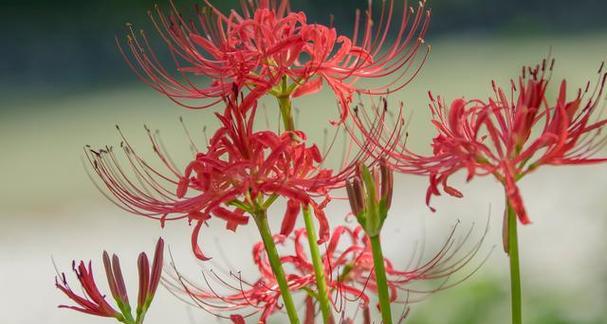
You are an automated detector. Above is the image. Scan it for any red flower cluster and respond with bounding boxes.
[414,60,607,224]
[350,60,607,225]
[86,90,371,261]
[121,0,430,123]
[56,0,607,321]
[67,1,513,322]
[166,223,484,323]
[56,239,164,323]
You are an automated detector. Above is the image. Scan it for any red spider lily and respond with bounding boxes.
[164,233,316,323]
[292,224,484,311]
[86,90,370,261]
[357,59,607,225]
[415,59,607,225]
[55,238,164,323]
[165,223,485,323]
[120,0,430,123]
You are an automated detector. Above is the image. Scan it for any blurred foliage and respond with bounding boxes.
[261,276,607,323]
[408,278,606,324]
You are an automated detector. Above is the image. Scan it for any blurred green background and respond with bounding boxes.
[1,1,607,323]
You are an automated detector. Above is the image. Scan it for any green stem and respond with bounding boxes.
[135,309,146,324]
[117,317,135,324]
[278,95,295,133]
[253,210,300,324]
[116,304,135,324]
[277,75,296,133]
[302,206,332,324]
[368,235,393,324]
[507,202,522,324]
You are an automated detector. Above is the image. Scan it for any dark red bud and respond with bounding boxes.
[102,251,121,303]
[345,180,360,216]
[111,255,129,305]
[352,178,365,215]
[137,253,150,309]
[148,238,164,298]
[380,160,394,209]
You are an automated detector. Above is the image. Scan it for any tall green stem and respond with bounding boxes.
[506,202,522,324]
[278,95,295,132]
[277,76,296,133]
[253,210,301,324]
[369,234,393,324]
[302,206,332,324]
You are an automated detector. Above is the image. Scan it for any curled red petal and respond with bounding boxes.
[191,221,212,261]
[292,77,323,98]
[311,202,330,244]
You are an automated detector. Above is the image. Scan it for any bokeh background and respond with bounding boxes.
[2,0,607,323]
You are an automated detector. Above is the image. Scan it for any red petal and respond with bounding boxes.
[191,221,212,261]
[280,200,300,236]
[292,77,323,98]
[504,168,531,225]
[230,314,245,324]
[448,98,466,135]
[304,296,316,324]
[213,207,249,232]
[311,202,330,244]
[176,177,189,198]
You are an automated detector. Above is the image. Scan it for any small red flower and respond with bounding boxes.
[290,224,482,311]
[55,238,164,323]
[166,223,484,323]
[164,234,315,323]
[368,59,607,225]
[86,90,366,261]
[120,0,430,123]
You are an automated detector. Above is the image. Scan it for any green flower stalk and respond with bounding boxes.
[252,208,301,324]
[302,205,333,324]
[370,60,607,324]
[504,202,522,324]
[346,161,394,324]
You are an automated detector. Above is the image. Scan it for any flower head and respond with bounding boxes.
[86,90,368,261]
[166,222,485,322]
[422,59,607,224]
[55,238,164,323]
[121,0,430,123]
[164,234,315,323]
[296,223,484,311]
[368,59,607,225]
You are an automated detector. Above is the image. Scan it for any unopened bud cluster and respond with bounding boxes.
[346,160,394,237]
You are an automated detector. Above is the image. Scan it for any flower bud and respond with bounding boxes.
[379,160,394,210]
[346,178,365,217]
[55,239,164,324]
[346,162,394,237]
